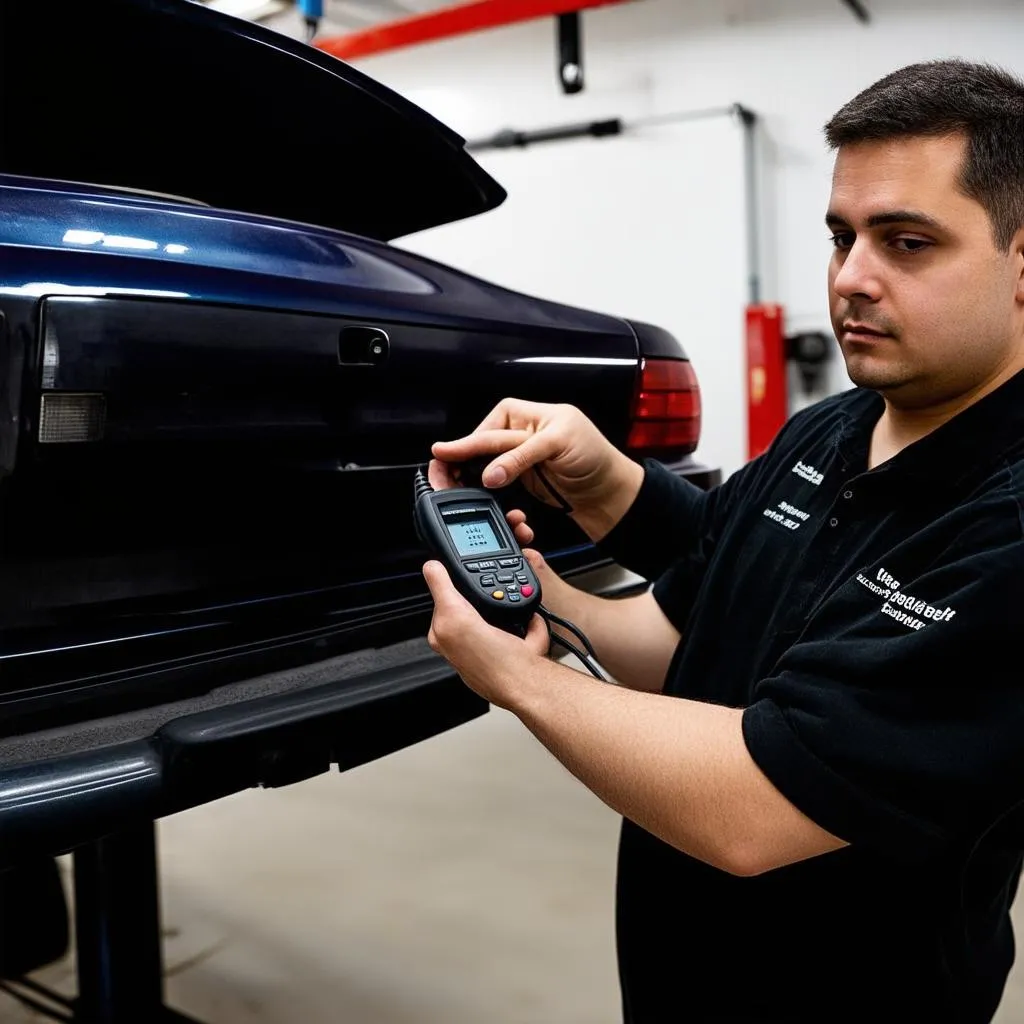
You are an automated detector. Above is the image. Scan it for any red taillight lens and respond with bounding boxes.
[626,358,701,457]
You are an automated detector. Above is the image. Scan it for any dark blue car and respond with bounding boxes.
[0,0,715,1012]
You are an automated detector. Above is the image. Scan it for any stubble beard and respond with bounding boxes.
[843,355,914,392]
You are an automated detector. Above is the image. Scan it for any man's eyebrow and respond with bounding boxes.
[825,209,945,230]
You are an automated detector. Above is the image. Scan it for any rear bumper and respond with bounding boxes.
[0,638,484,869]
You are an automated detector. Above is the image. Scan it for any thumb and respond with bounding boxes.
[523,612,551,657]
[422,560,471,614]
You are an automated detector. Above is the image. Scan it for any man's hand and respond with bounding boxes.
[422,560,551,709]
[428,399,643,542]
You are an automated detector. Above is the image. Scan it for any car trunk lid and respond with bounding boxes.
[0,0,505,241]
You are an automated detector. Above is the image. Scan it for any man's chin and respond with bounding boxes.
[846,369,903,392]
[846,363,945,409]
[844,356,912,393]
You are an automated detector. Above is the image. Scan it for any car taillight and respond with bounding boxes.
[626,358,701,457]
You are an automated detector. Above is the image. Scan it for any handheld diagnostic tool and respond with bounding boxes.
[414,474,541,634]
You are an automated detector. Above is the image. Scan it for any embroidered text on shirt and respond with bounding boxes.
[792,460,824,486]
[855,566,957,631]
[762,500,812,531]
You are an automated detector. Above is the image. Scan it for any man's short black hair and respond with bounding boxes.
[824,59,1024,250]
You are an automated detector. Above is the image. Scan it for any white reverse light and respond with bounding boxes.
[39,393,107,444]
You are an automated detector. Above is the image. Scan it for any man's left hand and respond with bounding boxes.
[422,560,550,709]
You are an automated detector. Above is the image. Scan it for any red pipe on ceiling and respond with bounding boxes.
[313,0,634,61]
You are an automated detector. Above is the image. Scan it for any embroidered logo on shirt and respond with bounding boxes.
[762,500,812,531]
[791,460,824,486]
[855,567,957,631]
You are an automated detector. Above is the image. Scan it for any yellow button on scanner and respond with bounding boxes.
[491,590,505,600]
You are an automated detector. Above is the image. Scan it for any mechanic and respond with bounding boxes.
[421,58,1024,1023]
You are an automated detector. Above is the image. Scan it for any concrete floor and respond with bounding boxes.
[4,705,1024,1022]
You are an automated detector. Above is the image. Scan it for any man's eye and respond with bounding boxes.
[891,236,932,253]
[828,232,854,250]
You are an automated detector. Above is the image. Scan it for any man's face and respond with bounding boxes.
[827,134,1024,408]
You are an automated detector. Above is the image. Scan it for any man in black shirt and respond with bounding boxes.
[422,58,1024,1022]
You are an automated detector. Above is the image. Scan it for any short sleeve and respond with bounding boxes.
[743,504,1024,862]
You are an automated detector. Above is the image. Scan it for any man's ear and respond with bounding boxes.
[1014,226,1024,302]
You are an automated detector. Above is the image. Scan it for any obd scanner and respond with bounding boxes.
[414,469,541,635]
[414,464,609,680]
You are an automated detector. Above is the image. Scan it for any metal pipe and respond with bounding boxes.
[842,0,871,23]
[735,103,761,305]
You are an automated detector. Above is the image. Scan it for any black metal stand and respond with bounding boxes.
[71,822,204,1024]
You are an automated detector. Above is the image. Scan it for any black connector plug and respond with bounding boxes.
[414,466,433,501]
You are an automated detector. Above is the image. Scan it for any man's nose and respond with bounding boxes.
[832,241,884,303]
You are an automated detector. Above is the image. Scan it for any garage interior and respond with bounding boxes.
[3,0,1024,1021]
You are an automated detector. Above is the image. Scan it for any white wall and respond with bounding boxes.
[270,0,1024,474]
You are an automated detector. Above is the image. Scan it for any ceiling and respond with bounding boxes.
[205,0,459,30]
[320,0,456,28]
[203,0,871,42]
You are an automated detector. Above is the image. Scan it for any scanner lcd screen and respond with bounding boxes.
[447,515,502,557]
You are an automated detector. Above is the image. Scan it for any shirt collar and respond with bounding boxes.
[834,367,1024,493]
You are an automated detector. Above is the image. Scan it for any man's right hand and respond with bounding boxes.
[428,399,644,543]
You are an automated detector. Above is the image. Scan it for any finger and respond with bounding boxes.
[523,547,544,568]
[522,547,553,580]
[431,429,532,470]
[504,509,535,545]
[514,521,535,546]
[482,430,566,489]
[523,613,551,657]
[427,458,458,491]
[474,397,557,433]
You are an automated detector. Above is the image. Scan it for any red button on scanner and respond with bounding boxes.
[520,585,534,598]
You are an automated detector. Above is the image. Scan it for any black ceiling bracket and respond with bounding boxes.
[557,12,584,94]
[842,0,871,23]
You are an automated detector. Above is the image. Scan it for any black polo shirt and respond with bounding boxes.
[598,369,1024,1023]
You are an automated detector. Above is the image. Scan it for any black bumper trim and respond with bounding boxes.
[0,741,162,866]
[0,648,483,867]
